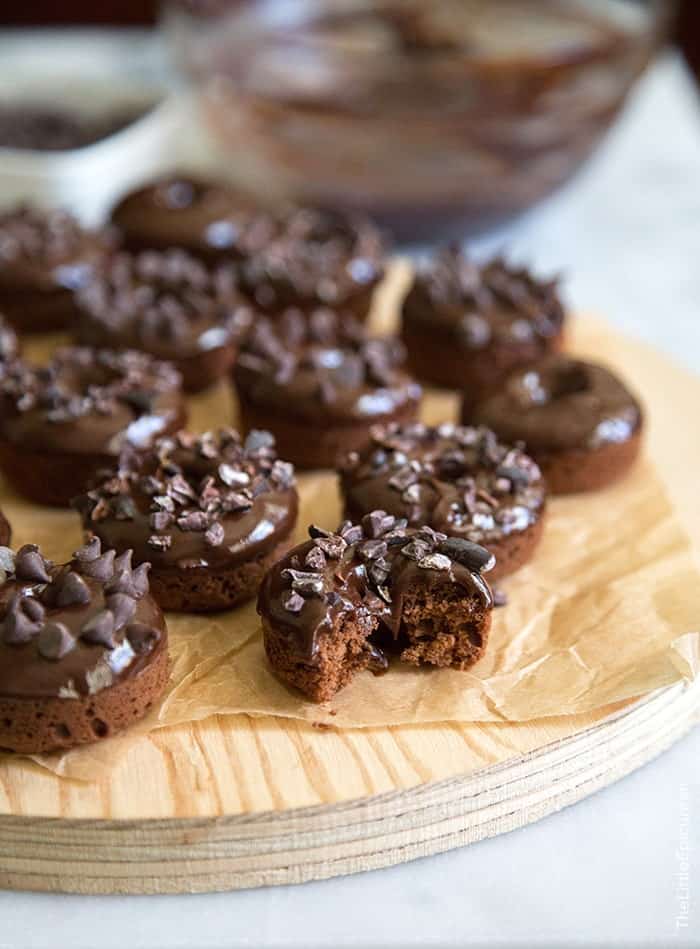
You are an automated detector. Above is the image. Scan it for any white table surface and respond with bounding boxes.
[2,46,700,949]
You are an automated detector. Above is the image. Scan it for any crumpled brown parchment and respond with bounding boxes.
[5,262,698,778]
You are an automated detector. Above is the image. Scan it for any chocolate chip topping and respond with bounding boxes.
[77,248,254,356]
[403,246,564,350]
[258,510,494,661]
[341,422,545,547]
[0,205,108,289]
[76,428,298,570]
[233,308,421,423]
[0,347,183,427]
[239,206,386,313]
[0,538,164,696]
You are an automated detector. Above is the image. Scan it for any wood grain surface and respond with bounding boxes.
[0,267,697,892]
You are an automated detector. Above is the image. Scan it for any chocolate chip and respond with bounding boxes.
[1,594,43,645]
[78,549,116,582]
[55,571,92,607]
[177,511,209,532]
[283,591,305,614]
[105,592,137,628]
[281,568,324,597]
[218,463,250,487]
[81,609,116,647]
[205,522,225,547]
[130,563,150,597]
[438,537,496,573]
[15,545,51,584]
[37,622,75,660]
[304,546,327,571]
[126,622,157,654]
[73,537,101,563]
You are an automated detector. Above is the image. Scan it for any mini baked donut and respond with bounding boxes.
[0,347,186,507]
[401,246,565,404]
[340,422,546,580]
[0,205,111,333]
[76,249,253,392]
[259,513,495,702]
[239,207,386,321]
[75,428,299,613]
[233,309,422,469]
[0,539,169,754]
[109,176,278,262]
[466,355,643,494]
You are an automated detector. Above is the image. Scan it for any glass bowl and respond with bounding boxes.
[164,0,674,240]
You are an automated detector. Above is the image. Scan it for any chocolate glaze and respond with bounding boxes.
[0,205,110,294]
[77,249,253,363]
[0,348,186,456]
[110,176,280,262]
[239,206,386,315]
[258,513,494,664]
[0,540,166,700]
[340,422,545,548]
[76,428,298,572]
[469,355,643,453]
[233,308,421,424]
[403,247,564,353]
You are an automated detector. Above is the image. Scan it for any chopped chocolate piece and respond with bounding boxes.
[315,535,347,559]
[417,552,452,571]
[177,511,209,532]
[439,538,496,573]
[281,568,325,597]
[304,546,327,571]
[148,534,172,551]
[283,591,305,614]
[359,539,388,561]
[205,522,225,547]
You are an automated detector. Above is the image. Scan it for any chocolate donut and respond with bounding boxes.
[239,207,386,321]
[340,422,546,580]
[75,428,299,613]
[401,247,565,403]
[110,176,279,263]
[0,205,111,333]
[466,355,643,494]
[0,539,169,754]
[232,309,422,469]
[259,513,495,702]
[76,249,253,392]
[0,347,186,507]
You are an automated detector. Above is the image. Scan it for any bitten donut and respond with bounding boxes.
[0,205,111,333]
[466,355,643,494]
[0,347,186,507]
[340,422,546,580]
[401,246,565,404]
[0,539,169,754]
[109,176,278,262]
[233,309,422,469]
[259,512,495,702]
[76,249,253,392]
[239,207,386,321]
[75,428,299,613]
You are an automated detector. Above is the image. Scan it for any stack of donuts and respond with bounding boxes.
[0,176,643,750]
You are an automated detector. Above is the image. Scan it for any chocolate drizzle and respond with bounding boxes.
[233,309,421,423]
[341,422,545,546]
[0,539,165,698]
[257,511,494,664]
[75,428,298,571]
[403,246,565,350]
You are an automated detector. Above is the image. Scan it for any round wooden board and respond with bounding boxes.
[0,271,699,893]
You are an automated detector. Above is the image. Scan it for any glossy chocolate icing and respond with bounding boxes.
[470,356,643,453]
[77,249,253,362]
[0,540,166,700]
[403,246,564,351]
[258,513,494,664]
[239,206,386,315]
[341,422,545,547]
[77,428,298,572]
[0,348,186,456]
[110,176,280,261]
[233,308,421,424]
[0,205,110,293]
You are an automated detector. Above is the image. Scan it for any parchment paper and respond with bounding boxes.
[6,263,698,778]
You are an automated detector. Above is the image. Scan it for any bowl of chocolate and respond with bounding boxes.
[164,0,671,239]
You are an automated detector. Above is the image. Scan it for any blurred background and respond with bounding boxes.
[0,1,699,361]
